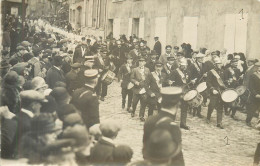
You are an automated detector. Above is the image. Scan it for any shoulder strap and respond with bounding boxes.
[210,69,225,87]
[79,90,90,99]
[176,68,186,84]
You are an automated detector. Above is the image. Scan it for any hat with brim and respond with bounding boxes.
[31,114,60,135]
[50,87,70,102]
[179,58,188,66]
[0,60,10,69]
[161,87,182,108]
[20,90,48,103]
[195,53,206,58]
[71,63,81,69]
[213,57,222,64]
[17,45,26,50]
[155,61,163,67]
[138,57,146,61]
[255,62,260,67]
[11,62,28,75]
[31,76,48,91]
[21,41,31,47]
[84,69,99,78]
[167,56,176,61]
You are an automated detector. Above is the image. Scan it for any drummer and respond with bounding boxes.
[169,58,197,130]
[246,62,260,127]
[94,48,115,101]
[223,58,242,119]
[206,57,226,129]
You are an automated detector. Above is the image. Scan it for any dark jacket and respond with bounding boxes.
[1,117,18,159]
[143,111,185,166]
[73,45,88,63]
[46,66,66,89]
[153,41,162,56]
[169,67,196,90]
[147,71,167,99]
[65,70,80,94]
[71,85,100,129]
[118,64,135,89]
[130,67,151,95]
[248,72,260,102]
[206,68,226,94]
[89,138,116,164]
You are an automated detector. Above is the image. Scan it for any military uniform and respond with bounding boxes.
[71,70,100,129]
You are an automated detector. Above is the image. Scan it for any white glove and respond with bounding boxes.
[213,90,218,95]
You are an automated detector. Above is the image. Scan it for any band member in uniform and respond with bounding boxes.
[71,69,100,129]
[162,56,179,77]
[223,58,242,120]
[118,55,135,112]
[143,86,185,166]
[159,45,175,75]
[146,61,167,116]
[169,58,197,130]
[190,53,209,114]
[206,57,226,129]
[94,48,116,101]
[130,57,151,122]
[246,62,260,127]
[128,42,139,66]
[145,51,157,72]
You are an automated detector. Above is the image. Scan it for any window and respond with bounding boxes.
[132,18,140,37]
[224,14,248,54]
[73,10,76,23]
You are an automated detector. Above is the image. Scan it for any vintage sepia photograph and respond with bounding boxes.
[0,0,260,165]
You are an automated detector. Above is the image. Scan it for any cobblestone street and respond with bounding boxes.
[100,82,260,166]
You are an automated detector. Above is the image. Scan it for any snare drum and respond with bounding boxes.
[183,90,203,108]
[235,86,247,96]
[196,82,207,94]
[101,70,116,85]
[221,89,239,107]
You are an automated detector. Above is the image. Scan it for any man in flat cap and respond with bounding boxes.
[223,58,242,119]
[146,61,167,116]
[131,57,151,121]
[65,63,82,94]
[143,86,185,166]
[206,57,226,129]
[159,45,176,75]
[118,55,135,112]
[169,58,197,130]
[246,62,260,127]
[153,37,162,56]
[71,69,100,129]
[11,46,27,63]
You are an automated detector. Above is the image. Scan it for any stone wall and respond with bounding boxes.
[107,0,260,59]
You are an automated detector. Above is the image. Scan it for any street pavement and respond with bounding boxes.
[100,81,260,166]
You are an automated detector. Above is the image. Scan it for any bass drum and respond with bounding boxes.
[101,70,116,85]
[183,90,203,108]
